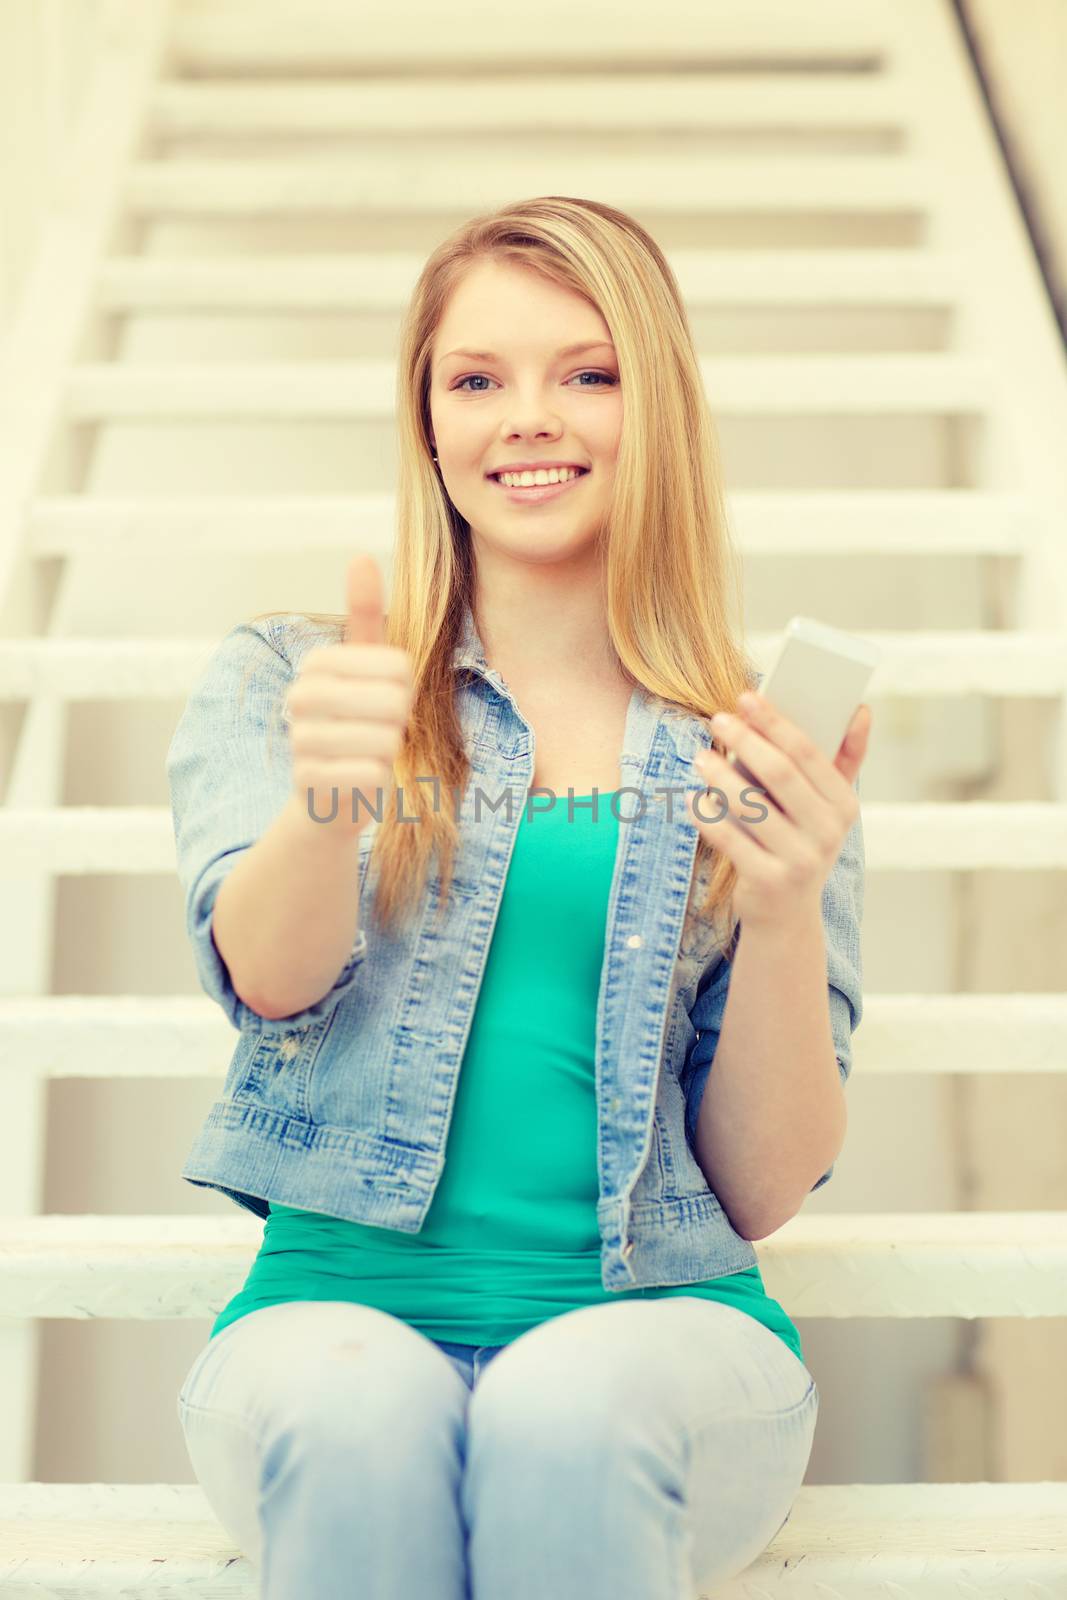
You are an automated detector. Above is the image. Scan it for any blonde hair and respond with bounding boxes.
[244,195,757,960]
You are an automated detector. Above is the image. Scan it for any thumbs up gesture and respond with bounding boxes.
[285,554,415,837]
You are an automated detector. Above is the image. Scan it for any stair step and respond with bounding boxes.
[1,1479,1064,1595]
[4,1478,1060,1596]
[2,993,1064,1080]
[28,489,1033,556]
[3,804,1067,871]
[125,154,930,217]
[66,355,991,419]
[2,1212,1065,1320]
[1,631,1062,700]
[151,73,907,136]
[98,248,963,312]
[172,3,893,76]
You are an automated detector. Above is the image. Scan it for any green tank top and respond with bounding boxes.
[210,792,803,1365]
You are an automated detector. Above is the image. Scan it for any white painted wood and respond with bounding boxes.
[0,0,171,1489]
[966,0,1067,327]
[893,0,1067,1485]
[1,1480,1060,1597]
[900,3,1067,661]
[96,249,965,312]
[1,1211,1065,1320]
[64,354,993,419]
[723,489,1031,551]
[0,0,93,337]
[171,0,894,74]
[150,73,908,136]
[0,0,170,628]
[1,802,1066,872]
[124,153,931,217]
[27,489,1035,556]
[1,629,1065,699]
[1,992,1064,1079]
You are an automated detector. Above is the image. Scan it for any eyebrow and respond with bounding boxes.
[437,339,615,369]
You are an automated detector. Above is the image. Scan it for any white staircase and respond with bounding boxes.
[2,0,1067,1593]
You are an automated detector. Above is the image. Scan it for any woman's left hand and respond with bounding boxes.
[685,691,871,929]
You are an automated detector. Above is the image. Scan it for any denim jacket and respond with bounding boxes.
[166,603,864,1291]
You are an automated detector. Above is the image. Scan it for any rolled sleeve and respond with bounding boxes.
[809,781,865,1190]
[164,618,369,1032]
[681,774,865,1193]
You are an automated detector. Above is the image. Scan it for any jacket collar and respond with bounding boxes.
[451,597,491,677]
[449,596,712,761]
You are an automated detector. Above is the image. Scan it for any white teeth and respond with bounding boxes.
[496,466,584,487]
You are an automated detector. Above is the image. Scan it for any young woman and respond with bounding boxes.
[169,195,869,1599]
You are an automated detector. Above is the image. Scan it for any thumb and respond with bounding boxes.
[343,553,385,647]
[835,703,871,785]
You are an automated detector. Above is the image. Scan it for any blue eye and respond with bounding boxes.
[452,371,618,393]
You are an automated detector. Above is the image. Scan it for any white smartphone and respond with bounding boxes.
[724,616,882,791]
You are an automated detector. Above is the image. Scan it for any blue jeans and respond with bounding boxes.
[177,1296,818,1598]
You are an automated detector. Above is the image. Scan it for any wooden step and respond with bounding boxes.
[2,804,1067,871]
[150,73,906,137]
[124,153,930,217]
[65,355,991,420]
[1,1479,1064,1596]
[171,2,894,76]
[1,630,1063,700]
[1,993,1064,1080]
[27,490,1033,556]
[2,1212,1065,1319]
[97,248,963,312]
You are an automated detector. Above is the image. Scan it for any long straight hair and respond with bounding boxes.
[245,195,758,959]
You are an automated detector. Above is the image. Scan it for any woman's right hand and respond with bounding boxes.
[284,553,415,839]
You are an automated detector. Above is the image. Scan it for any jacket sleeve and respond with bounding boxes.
[681,775,865,1193]
[164,618,368,1032]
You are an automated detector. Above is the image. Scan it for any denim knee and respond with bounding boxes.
[258,1318,470,1483]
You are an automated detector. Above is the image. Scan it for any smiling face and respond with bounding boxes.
[427,257,623,568]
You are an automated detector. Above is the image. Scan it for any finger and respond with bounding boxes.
[293,676,409,723]
[733,694,857,809]
[834,703,872,788]
[711,707,816,828]
[684,779,769,872]
[343,553,386,648]
[688,753,782,855]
